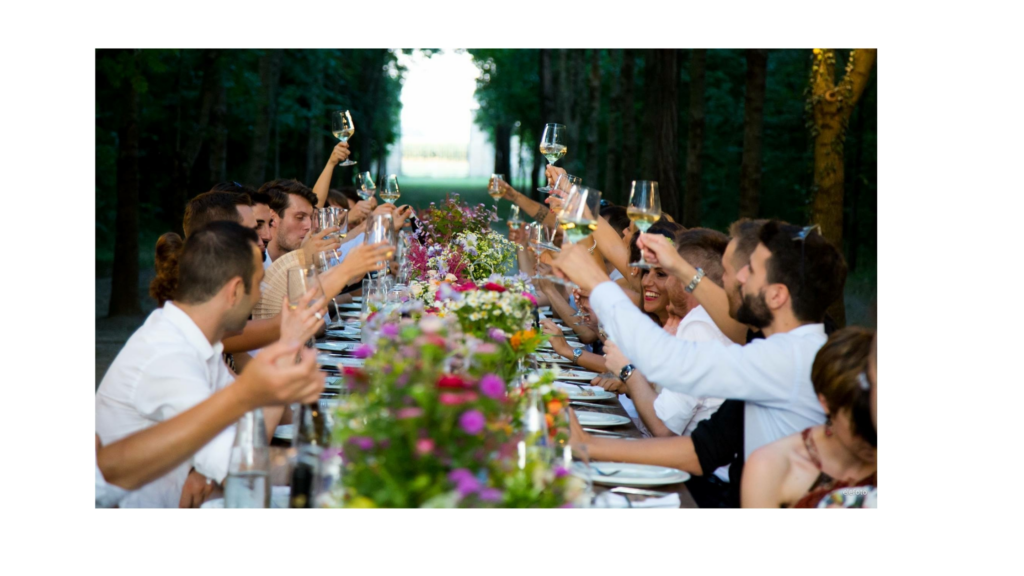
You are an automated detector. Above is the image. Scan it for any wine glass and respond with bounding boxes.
[379,175,401,205]
[557,186,601,245]
[332,208,349,240]
[331,110,357,167]
[489,174,505,209]
[627,181,662,269]
[365,213,395,275]
[539,123,567,167]
[506,204,523,231]
[356,172,376,201]
[287,265,325,310]
[540,171,581,196]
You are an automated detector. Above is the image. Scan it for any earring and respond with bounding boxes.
[824,416,834,437]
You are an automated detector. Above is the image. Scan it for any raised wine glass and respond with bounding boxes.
[540,123,567,167]
[626,180,662,269]
[356,172,376,201]
[557,186,601,245]
[507,204,523,231]
[379,174,401,205]
[489,174,505,210]
[331,110,357,167]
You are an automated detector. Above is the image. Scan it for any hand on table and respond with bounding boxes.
[591,375,628,395]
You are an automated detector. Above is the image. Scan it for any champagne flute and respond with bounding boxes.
[331,110,357,167]
[330,207,348,240]
[627,180,662,269]
[379,174,401,205]
[356,171,376,201]
[489,173,505,209]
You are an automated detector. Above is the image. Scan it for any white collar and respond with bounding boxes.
[776,323,826,338]
[162,302,223,361]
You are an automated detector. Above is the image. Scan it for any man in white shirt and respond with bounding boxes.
[554,219,847,464]
[96,221,266,507]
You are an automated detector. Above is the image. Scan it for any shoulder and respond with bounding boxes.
[741,435,798,508]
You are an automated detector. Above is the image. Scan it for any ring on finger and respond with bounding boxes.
[314,312,323,321]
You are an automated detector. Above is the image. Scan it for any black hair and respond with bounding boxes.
[757,220,848,324]
[182,191,253,239]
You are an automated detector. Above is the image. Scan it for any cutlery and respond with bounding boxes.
[610,487,671,498]
[570,401,611,409]
[582,428,628,437]
[592,468,621,477]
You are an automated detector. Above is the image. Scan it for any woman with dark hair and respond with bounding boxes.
[150,232,185,307]
[740,326,877,508]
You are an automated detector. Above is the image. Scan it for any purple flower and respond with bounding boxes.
[397,407,423,420]
[488,328,507,343]
[349,436,374,450]
[554,466,569,479]
[478,488,503,502]
[396,373,410,387]
[448,468,480,496]
[381,323,400,338]
[352,344,375,359]
[459,410,486,435]
[479,374,505,399]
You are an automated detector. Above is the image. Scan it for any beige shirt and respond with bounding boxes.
[252,249,306,320]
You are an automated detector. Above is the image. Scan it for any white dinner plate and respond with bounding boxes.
[575,462,691,487]
[317,354,366,367]
[539,341,584,352]
[530,352,573,364]
[574,411,631,427]
[557,369,601,381]
[273,424,293,441]
[553,382,616,401]
[315,341,360,352]
[325,329,361,339]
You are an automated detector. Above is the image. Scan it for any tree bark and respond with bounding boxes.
[568,50,585,176]
[535,49,555,199]
[652,49,681,223]
[640,50,659,180]
[246,49,283,186]
[739,49,768,219]
[846,103,866,273]
[684,49,706,228]
[170,49,221,227]
[109,50,142,317]
[620,49,637,198]
[305,52,326,186]
[493,124,513,182]
[208,76,227,183]
[809,48,877,328]
[585,49,602,189]
[604,49,622,203]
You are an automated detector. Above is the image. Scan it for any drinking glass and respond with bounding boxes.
[540,171,581,195]
[331,110,357,167]
[557,186,601,245]
[287,265,326,312]
[627,180,662,269]
[225,409,271,508]
[315,208,331,235]
[365,213,396,274]
[379,174,401,204]
[356,171,376,201]
[330,207,349,240]
[507,204,523,231]
[539,123,567,167]
[488,174,505,208]
[527,223,575,288]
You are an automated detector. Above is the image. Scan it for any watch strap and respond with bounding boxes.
[684,268,705,293]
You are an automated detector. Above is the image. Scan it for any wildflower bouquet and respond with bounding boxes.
[415,193,495,244]
[445,282,536,337]
[453,230,518,282]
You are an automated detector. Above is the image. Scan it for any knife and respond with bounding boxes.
[610,487,672,498]
[582,428,628,437]
[570,401,612,409]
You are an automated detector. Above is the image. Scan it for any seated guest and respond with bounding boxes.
[556,220,847,465]
[741,327,877,508]
[96,339,324,507]
[97,222,271,507]
[262,179,334,264]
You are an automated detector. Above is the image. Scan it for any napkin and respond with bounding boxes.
[592,491,681,509]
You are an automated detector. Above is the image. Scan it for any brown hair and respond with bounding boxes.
[260,178,316,218]
[182,191,252,238]
[675,228,730,288]
[727,218,770,267]
[811,326,876,443]
[149,232,184,307]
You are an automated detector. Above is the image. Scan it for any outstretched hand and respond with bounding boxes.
[328,141,351,166]
[301,226,342,263]
[550,243,612,293]
[241,340,325,407]
[636,233,691,279]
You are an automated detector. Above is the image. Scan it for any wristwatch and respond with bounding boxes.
[684,268,705,293]
[571,347,584,365]
[619,364,636,383]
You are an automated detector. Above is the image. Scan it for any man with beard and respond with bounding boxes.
[554,219,846,505]
[97,222,270,507]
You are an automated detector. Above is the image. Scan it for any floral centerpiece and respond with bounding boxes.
[332,315,584,508]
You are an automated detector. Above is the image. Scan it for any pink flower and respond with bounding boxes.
[349,436,374,450]
[521,291,538,306]
[415,438,435,455]
[439,392,469,406]
[474,343,497,354]
[397,407,423,420]
[479,374,505,399]
[478,488,503,502]
[438,374,469,389]
[459,410,486,435]
[488,328,507,343]
[352,344,375,359]
[453,280,478,293]
[380,323,400,338]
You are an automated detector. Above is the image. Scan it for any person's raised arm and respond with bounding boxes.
[317,242,392,299]
[493,177,557,228]
[97,341,324,492]
[638,233,748,344]
[535,276,598,344]
[312,142,351,207]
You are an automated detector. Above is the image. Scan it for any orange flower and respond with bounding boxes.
[547,399,563,414]
[510,329,537,351]
[545,414,555,429]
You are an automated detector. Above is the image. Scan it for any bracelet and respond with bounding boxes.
[684,268,705,293]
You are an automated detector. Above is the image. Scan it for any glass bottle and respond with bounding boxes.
[288,403,331,508]
[225,409,271,508]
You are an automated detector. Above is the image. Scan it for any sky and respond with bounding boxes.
[396,49,480,146]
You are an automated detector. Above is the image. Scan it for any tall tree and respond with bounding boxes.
[584,49,602,188]
[619,49,637,199]
[304,51,326,186]
[108,49,143,317]
[652,49,681,222]
[170,49,221,227]
[208,79,228,183]
[808,48,877,327]
[246,49,283,186]
[684,49,707,228]
[739,49,768,219]
[536,49,555,199]
[604,49,622,202]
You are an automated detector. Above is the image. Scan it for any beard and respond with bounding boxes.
[735,289,773,329]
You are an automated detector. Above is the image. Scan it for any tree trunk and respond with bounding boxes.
[652,49,681,223]
[684,49,706,228]
[604,50,622,203]
[585,49,602,189]
[494,124,513,182]
[109,50,142,317]
[304,53,326,187]
[739,49,768,219]
[620,49,637,198]
[567,50,585,176]
[809,48,877,328]
[246,49,283,186]
[535,49,555,200]
[208,77,227,183]
[640,50,659,180]
[170,49,221,231]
